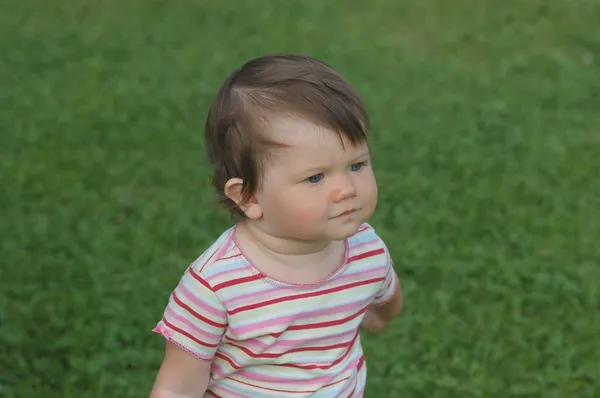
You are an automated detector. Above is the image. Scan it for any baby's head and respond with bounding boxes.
[205,54,378,243]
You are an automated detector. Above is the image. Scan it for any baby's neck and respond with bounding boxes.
[239,220,330,255]
[234,221,346,283]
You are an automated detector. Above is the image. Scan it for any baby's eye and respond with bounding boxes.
[350,162,365,172]
[306,173,323,184]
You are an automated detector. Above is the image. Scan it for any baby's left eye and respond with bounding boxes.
[350,162,364,172]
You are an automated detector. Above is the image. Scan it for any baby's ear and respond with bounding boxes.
[224,178,262,220]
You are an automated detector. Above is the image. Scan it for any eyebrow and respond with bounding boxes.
[296,151,371,177]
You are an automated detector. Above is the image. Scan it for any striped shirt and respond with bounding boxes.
[153,223,398,397]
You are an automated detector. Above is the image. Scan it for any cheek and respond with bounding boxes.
[259,184,325,220]
[290,189,326,210]
[360,171,378,202]
[282,188,329,221]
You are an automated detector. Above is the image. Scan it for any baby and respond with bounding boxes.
[150,54,402,398]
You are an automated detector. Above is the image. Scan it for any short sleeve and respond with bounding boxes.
[153,266,227,361]
[372,246,399,306]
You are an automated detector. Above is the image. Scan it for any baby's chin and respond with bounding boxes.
[325,222,363,241]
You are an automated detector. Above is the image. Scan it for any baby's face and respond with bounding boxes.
[255,115,378,243]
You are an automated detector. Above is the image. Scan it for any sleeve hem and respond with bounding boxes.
[152,325,213,362]
[372,294,394,307]
[371,270,399,307]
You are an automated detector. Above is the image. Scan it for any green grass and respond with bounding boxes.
[1,0,599,397]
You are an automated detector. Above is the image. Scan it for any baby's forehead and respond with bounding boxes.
[263,115,355,148]
[265,128,368,171]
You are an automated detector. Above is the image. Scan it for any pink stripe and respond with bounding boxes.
[223,265,387,308]
[230,355,359,385]
[195,231,236,275]
[210,385,248,398]
[192,241,221,274]
[229,297,371,335]
[218,350,333,372]
[206,263,247,281]
[354,384,366,397]
[178,282,225,318]
[375,273,393,299]
[376,271,398,303]
[215,347,342,368]
[222,285,282,308]
[352,365,367,397]
[226,328,357,352]
[348,237,378,252]
[215,230,235,259]
[211,363,228,378]
[164,306,223,341]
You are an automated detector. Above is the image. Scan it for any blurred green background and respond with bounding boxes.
[1,0,599,397]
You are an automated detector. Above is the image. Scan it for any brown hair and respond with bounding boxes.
[204,53,369,217]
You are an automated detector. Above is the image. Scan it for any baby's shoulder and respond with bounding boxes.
[348,223,391,265]
[348,222,387,247]
[185,227,250,287]
[348,223,393,268]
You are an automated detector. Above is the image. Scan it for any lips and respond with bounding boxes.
[335,208,357,218]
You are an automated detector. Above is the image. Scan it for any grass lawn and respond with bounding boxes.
[1,0,599,397]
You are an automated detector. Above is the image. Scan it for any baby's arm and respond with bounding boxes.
[362,242,402,332]
[373,279,402,320]
[150,342,211,398]
[361,274,402,333]
[151,265,227,397]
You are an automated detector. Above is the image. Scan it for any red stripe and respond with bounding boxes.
[275,330,360,370]
[229,377,317,393]
[215,351,242,369]
[224,332,285,343]
[227,376,351,393]
[357,354,365,370]
[196,247,219,273]
[224,331,283,343]
[227,337,354,358]
[346,355,365,398]
[189,267,215,291]
[213,273,264,291]
[327,377,352,389]
[229,277,384,315]
[348,247,385,263]
[216,330,360,371]
[217,253,242,261]
[172,292,227,328]
[347,385,356,397]
[162,316,219,349]
[287,306,368,331]
[375,273,393,299]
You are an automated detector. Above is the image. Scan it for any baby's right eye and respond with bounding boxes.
[306,173,323,184]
